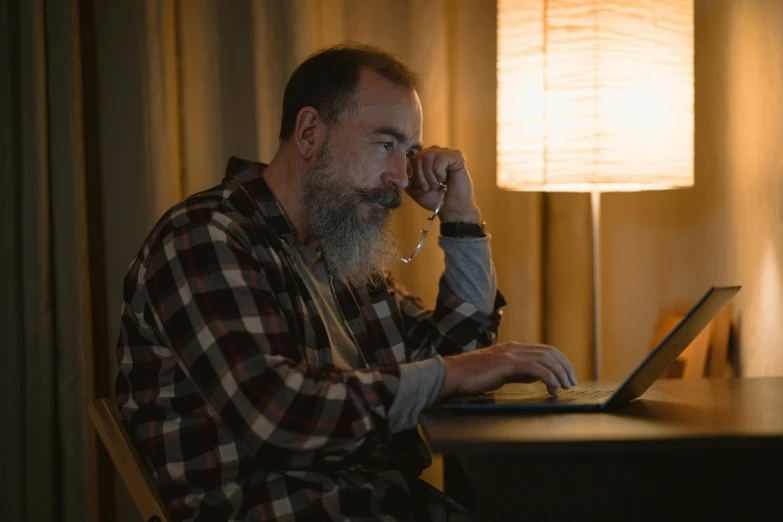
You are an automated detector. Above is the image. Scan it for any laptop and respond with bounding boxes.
[439,286,741,412]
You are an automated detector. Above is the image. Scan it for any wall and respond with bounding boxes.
[601,0,783,380]
[716,0,783,375]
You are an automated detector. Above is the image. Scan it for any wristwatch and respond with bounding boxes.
[440,221,487,238]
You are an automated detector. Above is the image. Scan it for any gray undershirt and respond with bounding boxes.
[290,235,496,433]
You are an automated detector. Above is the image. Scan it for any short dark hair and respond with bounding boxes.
[278,43,421,140]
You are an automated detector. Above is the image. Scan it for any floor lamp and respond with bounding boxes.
[497,0,694,380]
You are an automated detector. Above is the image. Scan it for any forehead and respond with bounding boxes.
[349,68,423,142]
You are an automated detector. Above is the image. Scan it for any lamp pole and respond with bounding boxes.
[590,190,602,382]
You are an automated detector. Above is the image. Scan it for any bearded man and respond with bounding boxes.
[116,44,576,522]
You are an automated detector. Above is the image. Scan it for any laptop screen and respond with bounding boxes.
[605,286,740,407]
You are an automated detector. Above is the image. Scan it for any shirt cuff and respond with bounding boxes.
[439,235,497,315]
[388,356,445,433]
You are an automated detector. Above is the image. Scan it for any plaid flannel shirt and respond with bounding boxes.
[116,157,505,521]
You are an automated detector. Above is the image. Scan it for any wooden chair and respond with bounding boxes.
[649,302,733,378]
[87,399,172,522]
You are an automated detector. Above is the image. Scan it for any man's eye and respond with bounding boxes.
[380,142,393,150]
[405,150,415,158]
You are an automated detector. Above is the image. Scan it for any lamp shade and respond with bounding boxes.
[497,0,694,192]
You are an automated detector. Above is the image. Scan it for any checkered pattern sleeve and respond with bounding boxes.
[142,215,401,469]
[390,275,506,361]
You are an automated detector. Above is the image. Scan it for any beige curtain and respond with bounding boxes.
[1,0,110,521]
[3,1,594,521]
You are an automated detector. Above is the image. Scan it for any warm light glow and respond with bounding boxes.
[497,0,694,192]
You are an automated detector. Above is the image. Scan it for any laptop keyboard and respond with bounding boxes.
[489,388,614,405]
[549,389,614,404]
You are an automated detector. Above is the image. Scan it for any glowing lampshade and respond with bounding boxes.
[497,0,694,192]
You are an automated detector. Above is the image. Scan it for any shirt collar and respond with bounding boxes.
[222,156,295,244]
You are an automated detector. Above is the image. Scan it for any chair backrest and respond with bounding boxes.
[87,399,172,522]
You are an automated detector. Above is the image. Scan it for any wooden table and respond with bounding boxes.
[421,377,783,522]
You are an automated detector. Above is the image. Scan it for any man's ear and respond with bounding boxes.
[293,107,323,160]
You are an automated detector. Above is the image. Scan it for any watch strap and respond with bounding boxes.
[440,221,487,238]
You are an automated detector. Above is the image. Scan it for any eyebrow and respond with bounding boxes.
[371,126,423,152]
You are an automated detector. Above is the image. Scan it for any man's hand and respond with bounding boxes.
[438,343,578,400]
[406,146,481,224]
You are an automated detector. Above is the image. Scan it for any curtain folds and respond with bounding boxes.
[2,0,107,521]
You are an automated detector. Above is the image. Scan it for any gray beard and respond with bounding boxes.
[302,140,401,288]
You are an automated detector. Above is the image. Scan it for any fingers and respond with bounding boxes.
[514,359,561,397]
[408,146,456,191]
[411,154,436,191]
[506,344,576,395]
[421,153,440,189]
[547,346,578,387]
[440,344,578,400]
[431,154,450,185]
[536,351,572,393]
[412,156,430,191]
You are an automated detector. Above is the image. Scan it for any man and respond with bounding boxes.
[116,44,576,521]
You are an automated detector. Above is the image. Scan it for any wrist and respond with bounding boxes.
[439,206,481,224]
[438,356,458,400]
[440,221,487,238]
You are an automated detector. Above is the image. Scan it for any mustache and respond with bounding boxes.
[356,184,403,209]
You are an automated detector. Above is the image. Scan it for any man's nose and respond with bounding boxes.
[380,153,409,190]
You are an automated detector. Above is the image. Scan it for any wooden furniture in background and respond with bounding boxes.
[649,302,733,378]
[707,302,733,377]
[87,399,172,522]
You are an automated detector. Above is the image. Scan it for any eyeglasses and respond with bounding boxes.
[398,182,447,264]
